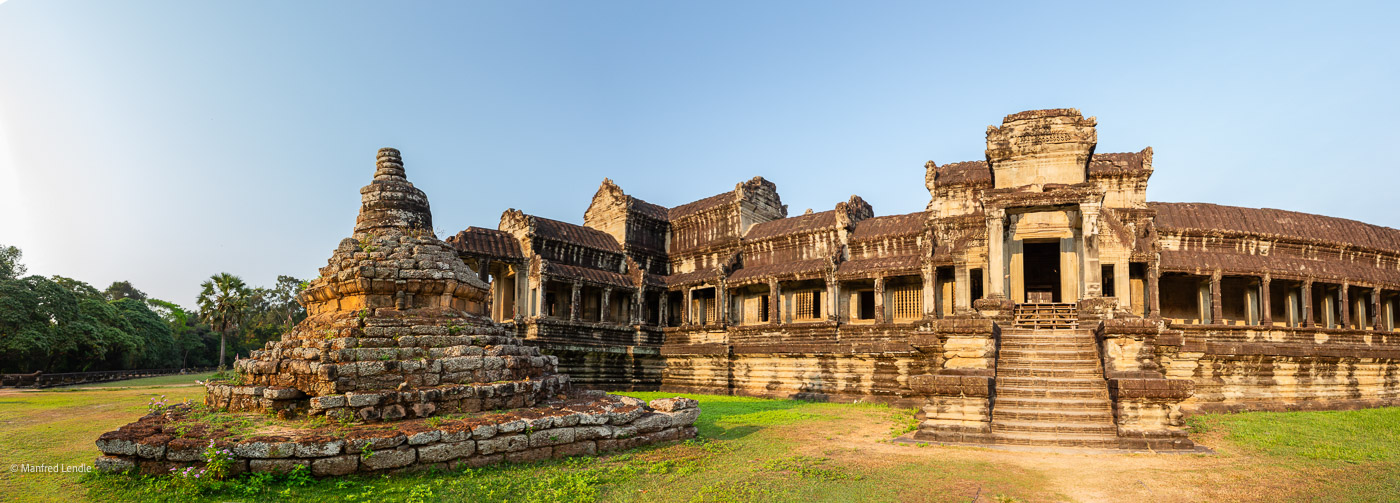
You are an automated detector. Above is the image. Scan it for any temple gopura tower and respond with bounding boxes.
[450,109,1400,450]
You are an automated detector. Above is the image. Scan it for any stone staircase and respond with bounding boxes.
[990,328,1119,449]
[1013,303,1079,329]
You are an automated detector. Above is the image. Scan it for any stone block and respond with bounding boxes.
[630,413,672,433]
[233,439,297,458]
[312,455,359,476]
[551,441,596,458]
[311,395,347,409]
[362,446,416,471]
[505,446,551,463]
[648,397,699,412]
[529,427,575,448]
[417,441,475,463]
[249,458,309,474]
[94,456,135,473]
[661,408,701,427]
[294,439,345,458]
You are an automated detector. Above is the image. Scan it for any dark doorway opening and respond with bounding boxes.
[1023,241,1061,303]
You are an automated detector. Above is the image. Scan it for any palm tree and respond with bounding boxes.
[196,273,250,371]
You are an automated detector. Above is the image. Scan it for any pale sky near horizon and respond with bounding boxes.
[1,1,1397,309]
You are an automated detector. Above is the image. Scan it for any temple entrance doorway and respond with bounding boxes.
[1023,240,1061,303]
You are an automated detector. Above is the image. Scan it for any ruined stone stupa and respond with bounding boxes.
[94,148,699,476]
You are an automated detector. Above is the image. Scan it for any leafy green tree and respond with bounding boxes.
[196,273,250,371]
[0,275,77,372]
[103,281,147,302]
[0,244,25,281]
[148,298,204,368]
[51,275,103,299]
[113,298,175,368]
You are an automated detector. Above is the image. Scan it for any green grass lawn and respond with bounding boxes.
[53,371,219,389]
[1,381,1398,502]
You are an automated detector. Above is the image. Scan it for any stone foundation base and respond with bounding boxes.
[96,394,699,476]
[205,374,570,421]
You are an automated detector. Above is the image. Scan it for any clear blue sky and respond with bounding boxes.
[1,1,1397,308]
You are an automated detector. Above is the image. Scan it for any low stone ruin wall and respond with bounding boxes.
[96,394,699,476]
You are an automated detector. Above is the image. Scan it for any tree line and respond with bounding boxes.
[0,244,307,374]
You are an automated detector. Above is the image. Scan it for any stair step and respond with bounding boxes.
[993,408,1115,423]
[997,359,1101,370]
[995,397,1112,410]
[991,432,1120,448]
[992,420,1119,435]
[996,368,1104,379]
[996,386,1110,399]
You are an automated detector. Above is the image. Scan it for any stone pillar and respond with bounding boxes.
[1148,259,1161,318]
[922,265,937,318]
[1340,282,1350,329]
[873,276,886,323]
[825,277,838,322]
[570,282,582,322]
[600,287,612,324]
[658,290,669,327]
[954,264,970,312]
[986,208,1006,299]
[683,288,693,326]
[1260,275,1273,326]
[1373,288,1384,331]
[1081,203,1103,299]
[1302,280,1314,328]
[1210,271,1223,325]
[717,284,729,326]
[770,279,782,324]
[478,258,492,284]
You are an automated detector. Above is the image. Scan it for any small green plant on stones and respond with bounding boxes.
[447,324,463,335]
[359,442,375,461]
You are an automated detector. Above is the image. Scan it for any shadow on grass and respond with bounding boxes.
[619,391,822,440]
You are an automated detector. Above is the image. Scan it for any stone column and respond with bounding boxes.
[873,276,886,323]
[769,279,782,324]
[1340,282,1350,329]
[986,208,1007,299]
[658,291,669,327]
[1210,271,1223,325]
[1148,259,1161,318]
[1260,275,1273,326]
[600,287,612,324]
[954,264,970,312]
[922,265,938,318]
[717,284,729,327]
[683,288,693,326]
[478,258,492,284]
[1081,203,1103,299]
[570,281,582,322]
[1302,280,1314,328]
[1373,288,1383,331]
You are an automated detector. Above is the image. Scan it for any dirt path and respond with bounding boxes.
[776,407,1323,503]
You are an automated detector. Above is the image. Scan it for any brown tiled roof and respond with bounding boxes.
[1152,202,1400,254]
[668,192,732,220]
[1089,151,1149,177]
[540,262,632,288]
[663,268,724,287]
[533,216,623,253]
[642,272,667,288]
[631,198,669,221]
[1158,250,1400,285]
[744,211,837,241]
[850,212,926,241]
[836,255,922,277]
[446,227,522,260]
[727,259,829,284]
[935,161,991,186]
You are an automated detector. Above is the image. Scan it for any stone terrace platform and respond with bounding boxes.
[96,394,699,476]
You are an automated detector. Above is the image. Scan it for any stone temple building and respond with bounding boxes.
[449,109,1400,449]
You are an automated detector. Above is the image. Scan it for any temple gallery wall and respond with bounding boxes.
[440,109,1392,450]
